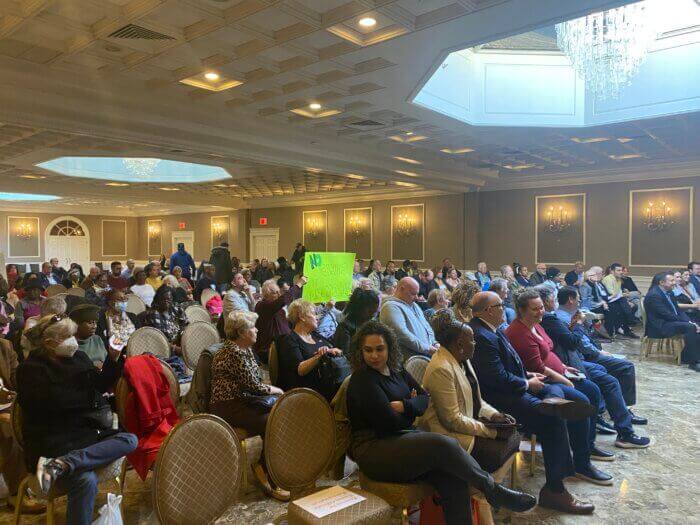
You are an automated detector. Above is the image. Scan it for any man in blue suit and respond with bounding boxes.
[469,291,597,515]
[538,285,651,449]
[644,271,700,371]
[689,261,700,298]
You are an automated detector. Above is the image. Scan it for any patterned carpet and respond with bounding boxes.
[2,336,698,524]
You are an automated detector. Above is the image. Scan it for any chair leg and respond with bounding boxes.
[529,435,536,476]
[240,440,248,495]
[510,453,518,489]
[46,497,55,525]
[119,460,128,494]
[13,476,30,525]
[401,507,409,525]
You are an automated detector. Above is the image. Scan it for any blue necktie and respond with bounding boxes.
[665,291,679,316]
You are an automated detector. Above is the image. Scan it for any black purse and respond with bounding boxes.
[83,403,114,430]
[240,392,279,413]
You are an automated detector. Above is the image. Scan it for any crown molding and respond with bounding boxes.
[247,188,448,208]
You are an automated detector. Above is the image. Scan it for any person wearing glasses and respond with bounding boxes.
[469,291,597,515]
[16,314,137,525]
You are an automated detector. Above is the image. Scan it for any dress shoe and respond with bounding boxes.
[629,411,647,425]
[590,446,616,462]
[536,397,596,421]
[575,464,614,486]
[484,483,537,513]
[596,417,617,435]
[615,431,651,449]
[689,362,700,372]
[538,486,595,515]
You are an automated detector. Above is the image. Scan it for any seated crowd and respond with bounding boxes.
[0,248,696,525]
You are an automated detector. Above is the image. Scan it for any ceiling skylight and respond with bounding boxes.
[36,157,231,183]
[0,192,60,201]
[412,0,700,128]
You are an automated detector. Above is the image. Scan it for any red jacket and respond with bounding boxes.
[123,354,179,479]
[504,319,566,375]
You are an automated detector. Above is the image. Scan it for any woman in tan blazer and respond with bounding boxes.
[419,310,516,456]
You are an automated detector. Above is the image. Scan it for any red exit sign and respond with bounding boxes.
[178,222,186,229]
[259,217,268,226]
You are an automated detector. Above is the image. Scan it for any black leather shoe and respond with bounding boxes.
[690,362,700,372]
[536,397,596,421]
[629,411,647,425]
[590,446,616,462]
[596,417,616,435]
[484,483,537,513]
[575,464,614,486]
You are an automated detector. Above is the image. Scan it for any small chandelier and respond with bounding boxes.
[546,206,571,233]
[396,213,416,237]
[212,221,226,241]
[122,158,161,180]
[555,1,661,100]
[348,215,365,239]
[643,200,673,232]
[16,222,33,240]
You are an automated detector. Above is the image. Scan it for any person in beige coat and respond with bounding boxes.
[419,310,516,455]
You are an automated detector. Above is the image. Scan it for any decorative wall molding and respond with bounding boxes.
[535,193,586,265]
[303,210,328,252]
[7,216,40,258]
[391,203,425,262]
[344,207,373,259]
[101,219,127,257]
[147,219,163,257]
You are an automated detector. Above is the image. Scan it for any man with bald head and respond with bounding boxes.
[379,277,439,359]
[469,291,596,515]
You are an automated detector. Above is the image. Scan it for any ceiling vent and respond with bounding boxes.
[347,119,387,130]
[108,24,175,40]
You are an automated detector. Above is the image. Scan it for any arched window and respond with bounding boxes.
[49,220,85,237]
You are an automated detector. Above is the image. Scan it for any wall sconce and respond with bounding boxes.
[307,217,321,238]
[643,200,673,232]
[212,221,226,240]
[15,222,33,240]
[546,206,571,233]
[348,215,366,239]
[148,223,161,238]
[395,212,416,237]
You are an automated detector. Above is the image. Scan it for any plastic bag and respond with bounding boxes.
[93,493,123,525]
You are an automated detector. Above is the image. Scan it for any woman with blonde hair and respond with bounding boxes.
[278,299,346,400]
[17,315,137,525]
[210,310,287,500]
[451,280,481,323]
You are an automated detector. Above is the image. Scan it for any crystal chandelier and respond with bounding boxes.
[555,1,661,100]
[122,158,161,180]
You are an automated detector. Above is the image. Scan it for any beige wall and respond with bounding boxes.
[137,211,247,262]
[477,176,700,275]
[0,212,139,263]
[250,194,465,269]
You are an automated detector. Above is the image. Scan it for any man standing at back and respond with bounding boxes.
[209,242,232,290]
[379,277,439,359]
[169,243,196,282]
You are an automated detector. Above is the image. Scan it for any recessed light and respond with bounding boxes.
[441,147,475,154]
[359,17,377,27]
[204,71,220,81]
[346,173,366,180]
[290,106,341,119]
[395,170,419,178]
[389,134,427,143]
[214,184,228,187]
[502,163,537,170]
[159,187,180,191]
[405,132,414,136]
[106,182,129,187]
[20,175,46,179]
[305,167,322,173]
[609,154,642,160]
[393,156,422,165]
[617,137,634,143]
[309,103,322,110]
[394,181,417,187]
[570,137,610,144]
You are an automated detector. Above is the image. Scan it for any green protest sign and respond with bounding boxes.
[302,252,355,304]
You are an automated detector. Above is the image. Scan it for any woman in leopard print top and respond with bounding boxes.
[209,311,287,501]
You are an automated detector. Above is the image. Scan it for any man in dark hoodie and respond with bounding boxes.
[209,242,232,289]
[169,243,196,281]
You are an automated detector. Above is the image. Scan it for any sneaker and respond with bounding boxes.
[596,417,617,435]
[36,458,64,495]
[590,446,616,462]
[574,464,614,486]
[615,432,650,449]
[629,411,647,425]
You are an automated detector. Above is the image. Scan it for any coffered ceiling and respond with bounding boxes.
[0,0,698,214]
